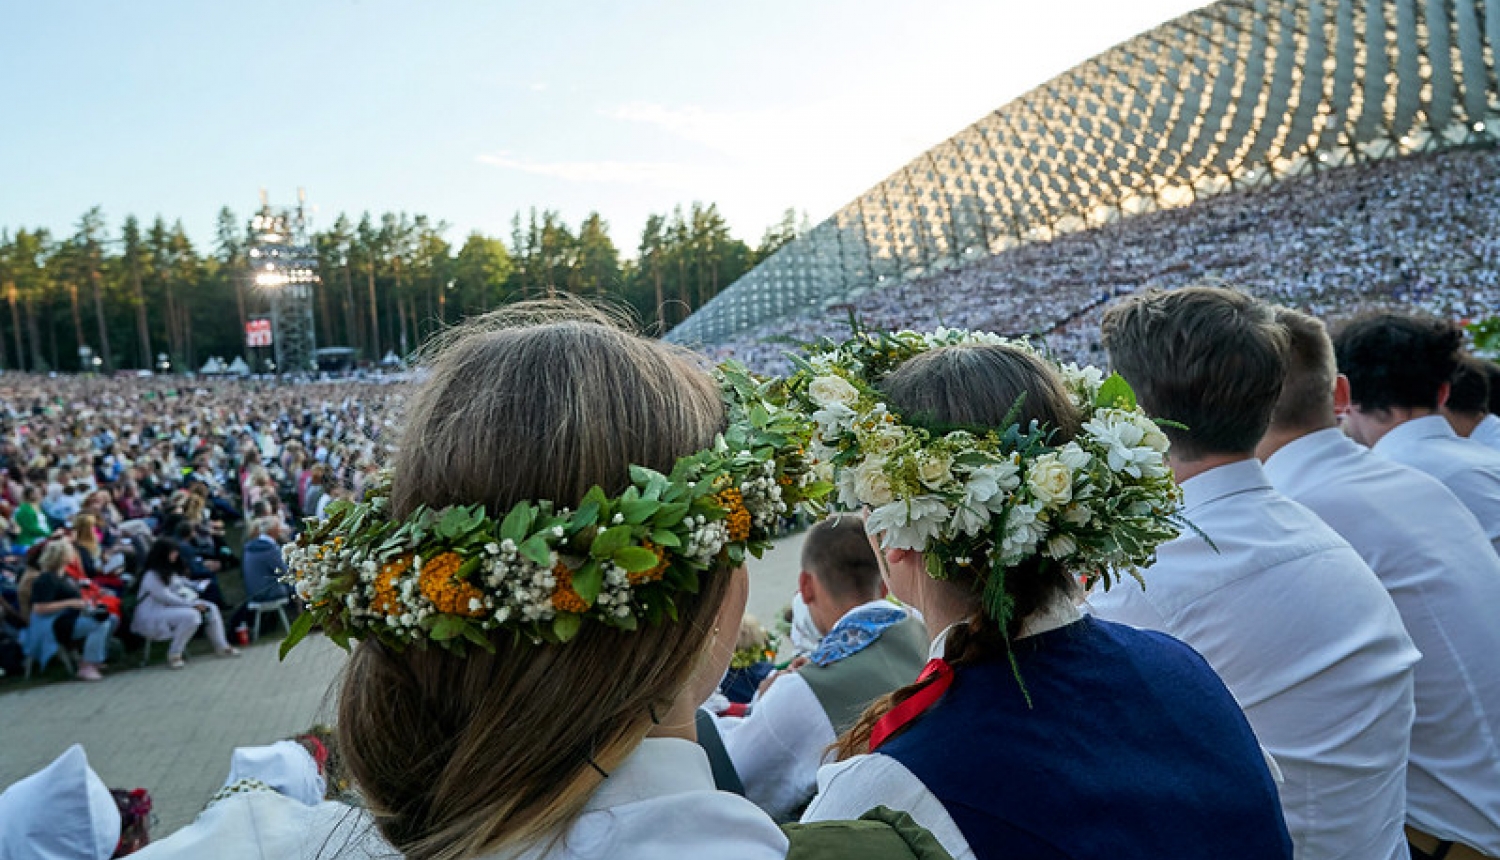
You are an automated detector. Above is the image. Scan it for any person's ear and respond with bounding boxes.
[1436,381,1451,409]
[797,570,816,606]
[1333,374,1353,416]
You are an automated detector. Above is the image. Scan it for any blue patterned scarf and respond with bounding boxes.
[807,605,909,667]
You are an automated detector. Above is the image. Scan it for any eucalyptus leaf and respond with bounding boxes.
[571,561,603,603]
[519,535,553,567]
[613,546,661,572]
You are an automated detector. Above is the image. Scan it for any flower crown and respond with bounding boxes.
[783,327,1184,635]
[278,363,828,656]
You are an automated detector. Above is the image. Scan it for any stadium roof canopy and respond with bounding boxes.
[668,0,1500,346]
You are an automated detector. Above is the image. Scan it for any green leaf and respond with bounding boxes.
[499,503,535,544]
[614,612,638,631]
[581,485,609,508]
[461,624,494,651]
[613,546,662,572]
[1094,372,1137,410]
[431,615,466,641]
[590,524,633,558]
[553,613,582,643]
[654,502,690,527]
[619,498,659,525]
[649,529,682,548]
[571,502,601,530]
[278,610,317,660]
[519,535,553,567]
[572,560,603,603]
[326,626,351,651]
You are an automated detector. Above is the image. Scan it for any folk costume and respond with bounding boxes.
[805,612,1294,860]
[780,329,1292,860]
[719,600,928,820]
[1266,427,1500,856]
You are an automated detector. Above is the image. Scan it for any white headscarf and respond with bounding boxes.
[0,744,121,860]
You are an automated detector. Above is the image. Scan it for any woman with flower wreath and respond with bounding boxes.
[283,304,952,860]
[792,331,1293,859]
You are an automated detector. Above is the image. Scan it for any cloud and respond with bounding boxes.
[476,151,704,187]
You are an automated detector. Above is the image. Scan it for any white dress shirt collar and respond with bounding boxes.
[1375,413,1457,452]
[1179,458,1271,514]
[1262,427,1354,480]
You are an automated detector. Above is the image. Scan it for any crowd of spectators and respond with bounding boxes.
[704,146,1500,373]
[0,375,403,681]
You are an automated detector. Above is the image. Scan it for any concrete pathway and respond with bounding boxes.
[0,530,807,837]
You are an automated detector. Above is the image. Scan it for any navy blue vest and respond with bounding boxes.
[879,616,1293,859]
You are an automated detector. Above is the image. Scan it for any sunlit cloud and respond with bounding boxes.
[476,151,705,187]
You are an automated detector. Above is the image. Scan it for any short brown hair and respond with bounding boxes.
[339,303,733,860]
[1268,307,1337,432]
[801,514,882,603]
[1101,286,1288,460]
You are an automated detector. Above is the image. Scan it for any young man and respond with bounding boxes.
[1259,307,1500,860]
[1334,313,1500,553]
[1089,286,1418,860]
[1444,356,1500,453]
[717,514,928,822]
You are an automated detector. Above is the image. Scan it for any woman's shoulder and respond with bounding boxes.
[804,755,969,860]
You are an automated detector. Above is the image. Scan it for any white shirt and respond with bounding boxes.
[491,738,787,860]
[1373,414,1500,554]
[717,600,898,821]
[1086,459,1418,860]
[1264,429,1500,853]
[1468,413,1500,454]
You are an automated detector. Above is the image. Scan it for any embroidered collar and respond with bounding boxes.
[807,604,909,667]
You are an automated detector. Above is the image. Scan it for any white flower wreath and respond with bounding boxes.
[784,327,1185,631]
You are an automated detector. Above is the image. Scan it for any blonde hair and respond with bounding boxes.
[72,513,101,559]
[337,302,733,860]
[37,539,75,574]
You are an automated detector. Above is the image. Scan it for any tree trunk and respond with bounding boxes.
[653,265,665,329]
[343,265,359,355]
[6,285,23,370]
[234,276,248,362]
[69,284,86,364]
[366,264,380,357]
[131,263,151,369]
[89,270,112,372]
[163,280,181,364]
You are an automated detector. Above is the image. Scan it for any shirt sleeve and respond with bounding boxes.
[716,673,836,822]
[802,754,975,860]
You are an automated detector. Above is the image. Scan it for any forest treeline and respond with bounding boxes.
[0,203,807,372]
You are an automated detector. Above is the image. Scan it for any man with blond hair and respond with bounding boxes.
[1089,286,1418,860]
[1260,307,1500,860]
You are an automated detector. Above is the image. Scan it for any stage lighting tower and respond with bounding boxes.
[248,188,319,374]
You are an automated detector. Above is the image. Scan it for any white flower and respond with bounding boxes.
[915,454,953,489]
[812,403,857,438]
[1000,501,1047,561]
[851,458,896,507]
[1044,534,1078,559]
[1056,441,1091,471]
[808,375,860,408]
[1026,454,1073,506]
[1082,410,1170,479]
[866,496,949,551]
[949,499,991,536]
[862,426,905,456]
[965,462,1021,512]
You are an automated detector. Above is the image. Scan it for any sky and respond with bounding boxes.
[0,0,1208,258]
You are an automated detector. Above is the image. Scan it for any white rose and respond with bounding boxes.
[852,459,896,507]
[863,426,904,456]
[915,454,953,489]
[808,375,860,408]
[1026,454,1074,506]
